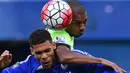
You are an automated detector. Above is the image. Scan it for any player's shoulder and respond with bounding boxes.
[15,55,35,64]
[47,28,69,35]
[72,49,93,57]
[2,55,37,73]
[47,28,71,43]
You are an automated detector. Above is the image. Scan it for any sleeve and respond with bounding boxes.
[53,35,67,44]
[2,55,32,73]
[47,29,68,44]
[52,32,71,50]
[54,35,71,50]
[47,29,73,50]
[56,43,71,50]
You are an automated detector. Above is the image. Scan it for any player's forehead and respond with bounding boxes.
[73,12,87,21]
[33,41,51,50]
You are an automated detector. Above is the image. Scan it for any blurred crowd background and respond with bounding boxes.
[0,0,130,72]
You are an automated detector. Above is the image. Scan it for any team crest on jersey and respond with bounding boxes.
[54,36,66,43]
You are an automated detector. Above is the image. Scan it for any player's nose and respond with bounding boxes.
[79,24,85,32]
[41,53,48,59]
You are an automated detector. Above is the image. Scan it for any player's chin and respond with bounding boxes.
[43,65,51,69]
[74,33,83,38]
[42,63,51,69]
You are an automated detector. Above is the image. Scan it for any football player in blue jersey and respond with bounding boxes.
[2,29,119,73]
[1,1,126,73]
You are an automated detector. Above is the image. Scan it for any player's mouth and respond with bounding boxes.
[79,31,84,35]
[80,32,84,34]
[79,30,84,34]
[42,61,50,66]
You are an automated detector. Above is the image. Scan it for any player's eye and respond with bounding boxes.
[35,51,43,55]
[83,18,87,24]
[44,48,51,53]
[75,20,82,24]
[35,48,51,55]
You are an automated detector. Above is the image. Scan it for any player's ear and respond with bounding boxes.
[51,42,56,50]
[30,47,34,55]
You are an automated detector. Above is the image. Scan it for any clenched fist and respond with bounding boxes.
[0,50,12,68]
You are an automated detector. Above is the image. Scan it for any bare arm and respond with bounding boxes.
[56,45,101,64]
[56,45,126,73]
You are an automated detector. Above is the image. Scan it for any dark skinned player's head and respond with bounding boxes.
[65,0,87,38]
[29,29,56,69]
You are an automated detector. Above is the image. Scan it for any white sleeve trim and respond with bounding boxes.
[19,55,31,64]
[5,69,10,73]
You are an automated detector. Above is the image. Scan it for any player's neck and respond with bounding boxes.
[65,29,73,37]
[52,53,57,65]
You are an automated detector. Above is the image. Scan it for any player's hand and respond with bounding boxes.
[0,50,12,68]
[100,58,126,73]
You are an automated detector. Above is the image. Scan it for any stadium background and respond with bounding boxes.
[0,0,130,72]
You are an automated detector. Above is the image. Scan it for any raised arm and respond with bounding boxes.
[0,50,12,68]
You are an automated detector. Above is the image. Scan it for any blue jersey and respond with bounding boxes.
[2,50,117,73]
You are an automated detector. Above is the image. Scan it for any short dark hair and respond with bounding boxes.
[66,0,86,17]
[29,29,52,47]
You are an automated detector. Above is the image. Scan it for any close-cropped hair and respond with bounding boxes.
[29,29,52,47]
[66,0,86,15]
